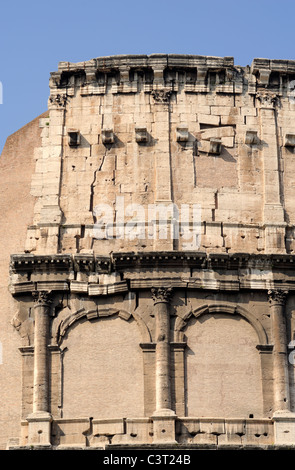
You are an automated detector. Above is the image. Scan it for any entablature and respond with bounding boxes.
[47,54,295,100]
[9,252,295,296]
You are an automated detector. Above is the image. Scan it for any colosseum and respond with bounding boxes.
[1,53,295,450]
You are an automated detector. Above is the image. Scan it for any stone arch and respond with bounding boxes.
[58,306,147,419]
[174,302,268,345]
[181,302,266,418]
[53,306,151,345]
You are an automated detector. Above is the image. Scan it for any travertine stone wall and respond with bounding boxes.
[3,55,295,449]
[61,316,144,419]
[184,313,263,418]
[0,113,47,449]
[24,55,295,256]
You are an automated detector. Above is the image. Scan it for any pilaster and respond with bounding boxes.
[257,92,285,253]
[151,287,176,444]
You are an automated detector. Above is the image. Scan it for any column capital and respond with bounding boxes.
[151,287,173,305]
[256,91,279,109]
[268,289,288,307]
[151,89,172,103]
[32,290,52,307]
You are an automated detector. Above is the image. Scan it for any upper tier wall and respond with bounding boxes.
[24,55,295,255]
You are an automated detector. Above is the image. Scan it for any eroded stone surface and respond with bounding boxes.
[2,54,295,449]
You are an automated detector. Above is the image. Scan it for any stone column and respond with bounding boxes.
[151,287,176,444]
[268,289,290,412]
[27,290,52,447]
[268,289,295,445]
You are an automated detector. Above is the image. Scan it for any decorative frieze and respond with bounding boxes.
[9,253,295,296]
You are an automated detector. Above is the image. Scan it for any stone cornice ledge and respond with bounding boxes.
[9,252,295,295]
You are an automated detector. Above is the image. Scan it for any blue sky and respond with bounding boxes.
[0,0,295,153]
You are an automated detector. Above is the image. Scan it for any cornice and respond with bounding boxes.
[48,54,295,100]
[9,252,295,296]
[10,251,295,272]
[56,54,235,74]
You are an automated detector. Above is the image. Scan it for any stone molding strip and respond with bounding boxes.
[9,252,295,295]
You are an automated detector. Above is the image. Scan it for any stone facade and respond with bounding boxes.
[2,54,295,449]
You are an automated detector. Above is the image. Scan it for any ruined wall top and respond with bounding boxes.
[23,54,295,256]
[48,54,295,96]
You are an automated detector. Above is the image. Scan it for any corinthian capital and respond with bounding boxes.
[48,93,67,108]
[256,91,279,109]
[151,89,172,103]
[151,287,173,304]
[32,290,52,307]
[268,289,288,306]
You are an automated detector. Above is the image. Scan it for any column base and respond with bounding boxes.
[27,411,52,447]
[273,410,295,445]
[152,409,177,444]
